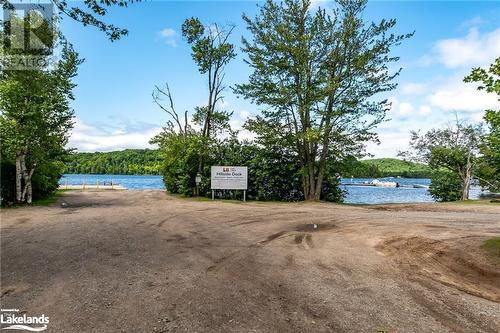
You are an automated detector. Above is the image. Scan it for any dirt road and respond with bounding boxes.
[1,191,499,332]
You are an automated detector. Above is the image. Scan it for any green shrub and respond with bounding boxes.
[429,172,463,202]
[321,176,346,202]
[156,134,345,202]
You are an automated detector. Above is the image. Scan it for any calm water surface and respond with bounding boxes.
[60,174,481,204]
[60,174,165,190]
[341,177,433,204]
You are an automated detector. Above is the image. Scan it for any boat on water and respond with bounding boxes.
[344,178,429,189]
[370,179,397,187]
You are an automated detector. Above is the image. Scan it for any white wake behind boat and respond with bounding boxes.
[371,179,397,187]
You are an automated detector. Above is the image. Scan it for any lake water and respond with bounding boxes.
[60,174,482,204]
[341,177,433,204]
[60,174,165,190]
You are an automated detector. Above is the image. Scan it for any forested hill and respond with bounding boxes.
[65,150,430,178]
[64,149,163,175]
[342,158,432,178]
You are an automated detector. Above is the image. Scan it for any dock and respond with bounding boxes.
[59,184,127,190]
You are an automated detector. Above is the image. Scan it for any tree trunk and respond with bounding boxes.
[461,177,470,201]
[304,187,321,200]
[303,163,321,201]
[460,153,473,201]
[19,153,36,204]
[313,166,326,200]
[15,150,23,203]
[20,154,27,202]
[302,165,310,199]
[26,182,33,204]
[196,99,214,196]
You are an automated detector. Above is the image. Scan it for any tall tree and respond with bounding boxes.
[235,0,412,200]
[464,57,500,192]
[0,14,82,204]
[181,18,236,140]
[181,18,236,185]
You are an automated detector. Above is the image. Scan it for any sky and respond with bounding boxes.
[58,0,500,157]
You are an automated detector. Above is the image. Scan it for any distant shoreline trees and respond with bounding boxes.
[63,151,431,180]
[64,149,163,175]
[340,158,431,179]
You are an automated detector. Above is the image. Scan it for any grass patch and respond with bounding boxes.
[482,237,500,259]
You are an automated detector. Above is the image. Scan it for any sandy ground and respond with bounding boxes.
[1,190,499,332]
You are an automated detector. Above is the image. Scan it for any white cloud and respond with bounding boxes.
[398,102,414,116]
[310,0,327,9]
[68,118,162,152]
[219,99,230,109]
[238,110,250,119]
[228,109,255,141]
[401,82,426,95]
[368,109,478,158]
[238,129,256,142]
[159,28,176,38]
[387,97,414,119]
[418,105,432,116]
[368,23,500,158]
[427,79,498,113]
[158,27,177,47]
[365,130,410,158]
[426,28,500,68]
[460,16,483,29]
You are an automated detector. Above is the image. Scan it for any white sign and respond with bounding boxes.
[211,166,248,190]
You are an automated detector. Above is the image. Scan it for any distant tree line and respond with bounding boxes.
[339,158,432,179]
[65,149,430,180]
[64,149,163,175]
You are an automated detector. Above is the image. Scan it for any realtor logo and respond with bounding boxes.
[1,309,49,331]
[1,2,55,70]
[2,2,54,52]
